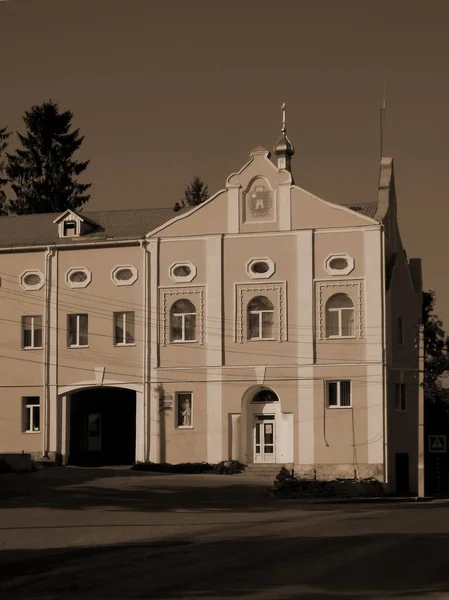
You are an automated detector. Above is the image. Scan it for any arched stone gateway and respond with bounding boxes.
[67,387,137,466]
[230,385,294,465]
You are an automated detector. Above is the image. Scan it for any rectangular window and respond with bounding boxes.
[67,314,88,347]
[395,383,406,411]
[63,222,77,237]
[114,311,135,345]
[22,315,42,349]
[327,380,352,408]
[23,397,40,432]
[176,392,193,428]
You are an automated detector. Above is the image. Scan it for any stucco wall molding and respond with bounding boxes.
[315,279,364,340]
[160,286,205,346]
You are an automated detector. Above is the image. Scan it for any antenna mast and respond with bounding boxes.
[380,82,387,157]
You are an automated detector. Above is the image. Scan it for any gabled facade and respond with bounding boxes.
[0,131,422,492]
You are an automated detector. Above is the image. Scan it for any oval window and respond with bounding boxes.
[23,273,42,286]
[173,265,192,278]
[115,268,134,281]
[251,261,270,274]
[329,257,349,271]
[69,270,88,283]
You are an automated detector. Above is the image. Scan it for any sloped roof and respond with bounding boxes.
[0,207,190,249]
[345,202,379,219]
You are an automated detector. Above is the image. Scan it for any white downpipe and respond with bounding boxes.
[43,246,54,458]
[381,226,388,487]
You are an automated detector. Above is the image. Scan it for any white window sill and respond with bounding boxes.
[23,346,43,351]
[114,343,137,347]
[327,405,352,409]
[171,340,198,344]
[247,338,277,342]
[24,430,41,434]
[176,426,194,429]
[67,345,89,349]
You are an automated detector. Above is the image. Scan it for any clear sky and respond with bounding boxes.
[1,0,448,324]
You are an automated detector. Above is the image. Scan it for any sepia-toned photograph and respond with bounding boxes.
[1,0,449,598]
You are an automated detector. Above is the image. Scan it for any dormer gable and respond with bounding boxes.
[53,209,98,238]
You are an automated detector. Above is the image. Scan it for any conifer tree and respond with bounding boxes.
[180,175,209,208]
[7,101,91,214]
[0,126,10,216]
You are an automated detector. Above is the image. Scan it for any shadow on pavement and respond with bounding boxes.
[0,466,280,513]
[1,531,449,599]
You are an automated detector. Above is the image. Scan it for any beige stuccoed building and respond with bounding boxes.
[0,126,422,493]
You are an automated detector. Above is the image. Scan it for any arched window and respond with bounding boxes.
[251,388,279,403]
[325,293,355,338]
[247,296,274,340]
[170,299,196,342]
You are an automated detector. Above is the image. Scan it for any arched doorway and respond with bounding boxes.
[249,387,279,464]
[69,387,136,466]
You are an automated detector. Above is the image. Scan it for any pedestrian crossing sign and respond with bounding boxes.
[429,435,447,453]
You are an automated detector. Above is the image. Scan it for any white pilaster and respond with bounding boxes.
[296,230,314,364]
[364,228,383,362]
[207,368,223,462]
[366,363,384,464]
[206,236,223,367]
[135,390,145,462]
[278,182,291,230]
[227,185,240,233]
[297,366,315,465]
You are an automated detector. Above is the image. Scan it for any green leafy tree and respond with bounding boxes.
[180,175,209,208]
[0,126,10,216]
[6,101,91,214]
[423,290,449,409]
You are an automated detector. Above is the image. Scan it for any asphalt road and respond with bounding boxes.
[1,467,449,599]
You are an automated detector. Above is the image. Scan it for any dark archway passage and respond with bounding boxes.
[69,387,136,466]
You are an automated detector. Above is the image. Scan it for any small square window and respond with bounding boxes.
[327,380,352,408]
[176,392,193,428]
[23,397,40,432]
[63,222,77,237]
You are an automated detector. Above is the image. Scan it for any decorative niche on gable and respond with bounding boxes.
[243,177,276,224]
[53,209,98,239]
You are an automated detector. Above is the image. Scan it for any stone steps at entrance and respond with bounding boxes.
[243,464,294,478]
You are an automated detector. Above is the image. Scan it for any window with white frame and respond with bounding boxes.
[23,397,40,432]
[247,296,274,340]
[67,314,88,347]
[170,299,197,342]
[114,311,135,345]
[395,383,406,411]
[176,392,193,428]
[22,316,42,349]
[325,293,355,338]
[327,380,352,407]
[63,221,78,237]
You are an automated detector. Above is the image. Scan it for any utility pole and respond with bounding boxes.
[418,323,425,498]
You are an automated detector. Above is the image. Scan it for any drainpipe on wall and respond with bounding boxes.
[43,246,54,459]
[140,240,149,462]
[381,225,389,488]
